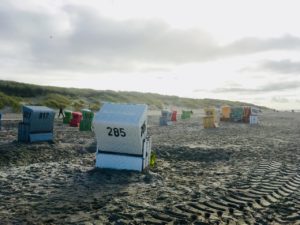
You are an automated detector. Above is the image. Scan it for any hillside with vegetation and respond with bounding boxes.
[0,80,266,112]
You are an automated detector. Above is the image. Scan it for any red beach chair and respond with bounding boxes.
[171,110,177,122]
[70,112,82,127]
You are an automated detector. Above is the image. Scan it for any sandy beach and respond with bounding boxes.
[0,111,300,225]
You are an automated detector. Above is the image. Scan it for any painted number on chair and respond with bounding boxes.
[107,127,126,137]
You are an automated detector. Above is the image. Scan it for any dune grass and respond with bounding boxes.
[0,92,21,112]
[0,80,266,112]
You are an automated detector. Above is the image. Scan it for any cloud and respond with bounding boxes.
[0,3,219,72]
[241,59,300,74]
[223,35,300,56]
[2,2,300,73]
[30,5,222,70]
[271,97,290,103]
[214,81,300,94]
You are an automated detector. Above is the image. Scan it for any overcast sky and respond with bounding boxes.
[0,0,300,110]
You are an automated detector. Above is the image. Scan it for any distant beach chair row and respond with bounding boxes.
[220,106,259,124]
[159,109,195,126]
[203,106,259,129]
[158,106,259,128]
[64,109,94,131]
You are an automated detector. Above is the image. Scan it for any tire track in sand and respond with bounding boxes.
[139,161,300,224]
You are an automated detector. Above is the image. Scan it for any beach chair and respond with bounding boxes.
[18,106,55,143]
[93,102,152,171]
